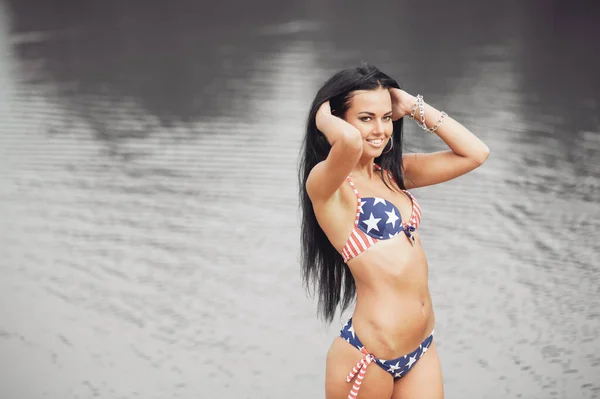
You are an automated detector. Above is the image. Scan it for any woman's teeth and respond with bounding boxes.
[367,139,383,145]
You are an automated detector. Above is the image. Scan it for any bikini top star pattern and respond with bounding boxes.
[357,197,404,239]
[341,165,422,263]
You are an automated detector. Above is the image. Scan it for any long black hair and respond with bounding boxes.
[298,63,407,323]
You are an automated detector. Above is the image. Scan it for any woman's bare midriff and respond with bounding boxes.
[346,232,435,359]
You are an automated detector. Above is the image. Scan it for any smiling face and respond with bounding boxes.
[344,87,394,157]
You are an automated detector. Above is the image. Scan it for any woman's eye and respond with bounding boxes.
[360,116,391,122]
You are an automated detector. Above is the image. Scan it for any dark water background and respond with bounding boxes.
[0,1,599,398]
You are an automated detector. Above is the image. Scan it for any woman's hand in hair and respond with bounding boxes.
[389,88,416,121]
[315,101,334,133]
[315,101,360,146]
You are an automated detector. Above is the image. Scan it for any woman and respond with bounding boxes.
[299,64,490,399]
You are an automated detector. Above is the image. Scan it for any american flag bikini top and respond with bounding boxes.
[341,167,422,263]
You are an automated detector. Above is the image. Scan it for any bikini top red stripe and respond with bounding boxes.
[341,165,422,263]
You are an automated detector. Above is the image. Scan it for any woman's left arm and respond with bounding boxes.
[390,89,490,190]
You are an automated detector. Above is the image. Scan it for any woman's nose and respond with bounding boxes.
[373,119,385,133]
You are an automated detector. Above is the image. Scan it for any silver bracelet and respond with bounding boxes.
[411,95,428,131]
[409,95,420,119]
[418,95,426,128]
[428,111,447,134]
[410,94,447,134]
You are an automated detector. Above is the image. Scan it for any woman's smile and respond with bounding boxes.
[366,138,385,147]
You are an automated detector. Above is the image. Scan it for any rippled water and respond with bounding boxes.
[0,1,599,398]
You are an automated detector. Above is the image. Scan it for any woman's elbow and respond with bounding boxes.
[475,145,490,166]
[343,128,363,152]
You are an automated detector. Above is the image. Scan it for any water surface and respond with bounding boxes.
[0,1,599,398]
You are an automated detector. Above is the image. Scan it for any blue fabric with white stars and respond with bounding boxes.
[340,318,433,379]
[357,197,405,240]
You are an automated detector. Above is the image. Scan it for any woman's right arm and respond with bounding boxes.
[306,101,363,204]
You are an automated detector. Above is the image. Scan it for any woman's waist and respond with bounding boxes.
[348,242,429,285]
[350,295,435,359]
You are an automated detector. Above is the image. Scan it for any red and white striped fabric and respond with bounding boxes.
[404,190,422,227]
[341,176,379,262]
[345,350,375,399]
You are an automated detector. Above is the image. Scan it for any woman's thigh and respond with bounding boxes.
[326,337,394,399]
[391,341,444,399]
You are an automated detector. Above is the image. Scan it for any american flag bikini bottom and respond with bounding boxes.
[340,318,434,399]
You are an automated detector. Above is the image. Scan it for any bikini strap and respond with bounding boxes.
[373,163,396,183]
[346,176,362,225]
[346,352,375,399]
[345,175,361,200]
